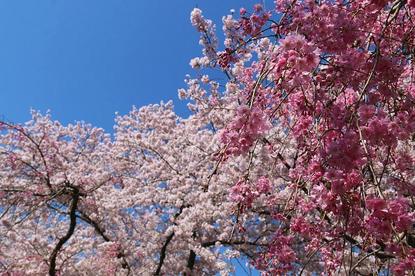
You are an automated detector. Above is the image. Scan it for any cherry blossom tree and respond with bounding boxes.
[186,0,415,274]
[1,0,415,275]
[0,105,288,275]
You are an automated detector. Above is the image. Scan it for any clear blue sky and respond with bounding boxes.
[0,0,264,131]
[0,0,262,275]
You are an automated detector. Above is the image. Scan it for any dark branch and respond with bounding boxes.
[154,232,175,275]
[48,187,79,276]
[184,250,196,275]
[154,205,189,275]
[77,210,131,274]
[77,211,110,242]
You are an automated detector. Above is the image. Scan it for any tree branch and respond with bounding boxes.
[48,187,79,276]
[154,232,175,276]
[186,250,196,272]
[77,211,131,274]
[154,205,188,275]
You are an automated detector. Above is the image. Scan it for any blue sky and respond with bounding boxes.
[0,0,263,274]
[0,0,264,131]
